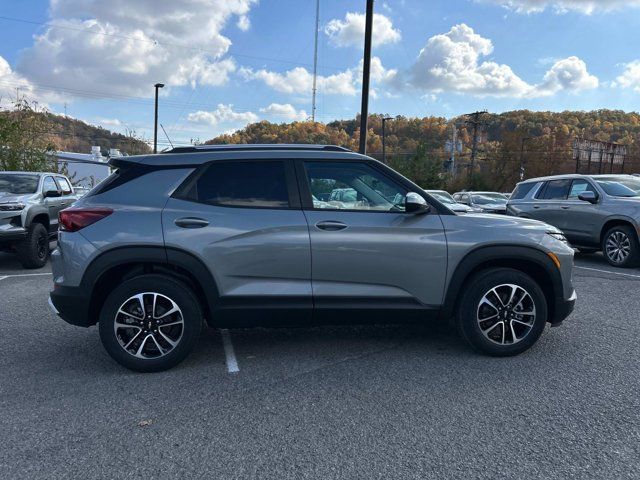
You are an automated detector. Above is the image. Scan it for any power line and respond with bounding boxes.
[311,0,320,122]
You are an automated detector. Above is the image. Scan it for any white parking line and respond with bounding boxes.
[575,266,640,279]
[0,272,52,280]
[220,329,240,374]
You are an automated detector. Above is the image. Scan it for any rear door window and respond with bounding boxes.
[187,161,290,208]
[56,177,73,195]
[536,180,571,200]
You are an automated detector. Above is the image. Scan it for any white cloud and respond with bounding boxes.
[398,24,597,98]
[187,104,258,127]
[259,103,308,121]
[237,15,251,31]
[240,56,396,97]
[0,55,61,108]
[325,12,401,47]
[16,0,257,98]
[477,0,640,14]
[538,56,599,94]
[614,61,640,92]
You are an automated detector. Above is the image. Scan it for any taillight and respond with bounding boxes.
[59,208,113,232]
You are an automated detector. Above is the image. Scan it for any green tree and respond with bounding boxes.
[0,98,55,171]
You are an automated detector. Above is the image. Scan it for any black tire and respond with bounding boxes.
[602,225,640,268]
[16,222,50,269]
[577,248,598,255]
[456,268,548,357]
[99,274,203,372]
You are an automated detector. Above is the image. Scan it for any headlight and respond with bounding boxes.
[547,231,568,244]
[0,203,25,211]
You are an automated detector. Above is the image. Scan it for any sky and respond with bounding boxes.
[1,0,640,150]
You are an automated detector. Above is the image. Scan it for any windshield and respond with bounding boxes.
[429,192,456,205]
[0,174,39,195]
[471,193,508,205]
[596,177,640,197]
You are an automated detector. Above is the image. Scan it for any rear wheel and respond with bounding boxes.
[602,225,639,268]
[99,274,203,372]
[16,222,49,269]
[457,268,548,356]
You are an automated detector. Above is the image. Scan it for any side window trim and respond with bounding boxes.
[172,159,301,210]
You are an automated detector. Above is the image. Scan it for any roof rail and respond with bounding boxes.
[162,144,351,154]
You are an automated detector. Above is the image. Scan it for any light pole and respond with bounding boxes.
[382,116,392,163]
[358,0,374,154]
[153,83,165,154]
[520,136,532,180]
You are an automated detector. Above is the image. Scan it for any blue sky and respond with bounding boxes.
[1,0,640,149]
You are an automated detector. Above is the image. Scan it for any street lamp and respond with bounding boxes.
[382,116,393,164]
[520,136,533,181]
[153,83,165,154]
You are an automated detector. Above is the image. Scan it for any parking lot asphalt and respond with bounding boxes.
[1,251,639,480]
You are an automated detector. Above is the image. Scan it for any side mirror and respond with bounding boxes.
[578,191,598,204]
[405,192,430,214]
[43,189,61,198]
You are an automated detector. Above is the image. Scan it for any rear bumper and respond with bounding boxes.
[49,285,93,327]
[551,289,577,325]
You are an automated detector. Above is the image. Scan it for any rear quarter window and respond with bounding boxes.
[511,182,536,200]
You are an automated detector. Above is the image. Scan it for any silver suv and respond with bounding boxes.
[0,172,77,268]
[49,145,576,372]
[507,174,640,268]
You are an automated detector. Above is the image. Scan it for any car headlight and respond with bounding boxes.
[547,231,568,244]
[0,203,25,211]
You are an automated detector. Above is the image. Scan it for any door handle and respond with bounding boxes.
[533,205,541,209]
[561,206,570,210]
[315,220,348,231]
[175,217,209,229]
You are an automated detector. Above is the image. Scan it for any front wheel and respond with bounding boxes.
[99,274,203,372]
[602,225,639,268]
[17,222,50,269]
[457,268,548,356]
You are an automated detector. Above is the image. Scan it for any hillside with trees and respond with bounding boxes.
[207,110,640,191]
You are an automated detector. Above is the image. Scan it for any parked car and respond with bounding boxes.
[425,190,479,213]
[453,191,509,214]
[507,174,640,267]
[0,172,77,268]
[49,144,576,372]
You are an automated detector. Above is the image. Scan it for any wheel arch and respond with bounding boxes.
[600,217,639,244]
[81,246,219,326]
[25,207,50,231]
[441,245,562,324]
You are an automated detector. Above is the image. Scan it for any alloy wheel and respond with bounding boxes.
[476,284,536,346]
[37,232,48,259]
[605,231,631,264]
[114,292,184,359]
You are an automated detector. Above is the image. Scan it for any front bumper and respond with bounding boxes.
[551,289,577,326]
[0,224,27,243]
[49,285,93,327]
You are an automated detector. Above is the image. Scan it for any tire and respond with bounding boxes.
[456,268,548,357]
[16,222,50,269]
[99,274,203,372]
[602,225,640,268]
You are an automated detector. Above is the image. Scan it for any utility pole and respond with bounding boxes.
[311,0,320,122]
[382,116,392,164]
[465,110,487,180]
[358,0,375,154]
[450,124,458,177]
[153,83,164,154]
[520,137,532,181]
